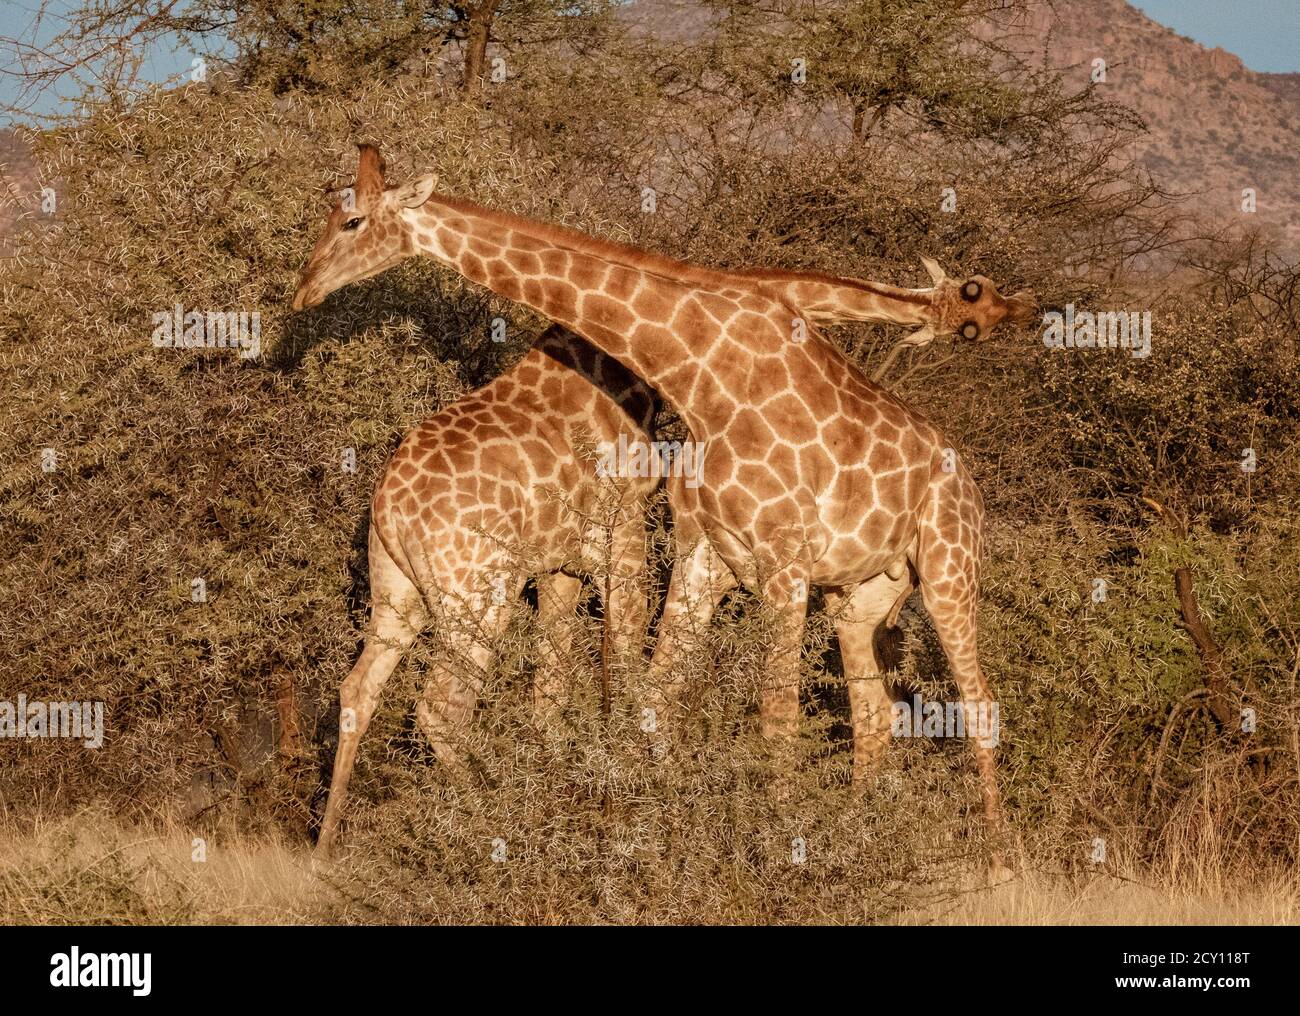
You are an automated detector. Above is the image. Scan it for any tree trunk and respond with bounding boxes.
[1142,496,1238,732]
[463,0,502,97]
[274,666,306,763]
[1173,567,1236,729]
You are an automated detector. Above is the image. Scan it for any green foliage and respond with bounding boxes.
[1036,302,1300,522]
[979,512,1300,869]
[737,1,1000,125]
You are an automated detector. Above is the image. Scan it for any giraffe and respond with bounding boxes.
[304,319,659,858]
[293,144,1036,869]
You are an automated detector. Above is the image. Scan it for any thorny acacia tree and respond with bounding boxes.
[0,0,618,113]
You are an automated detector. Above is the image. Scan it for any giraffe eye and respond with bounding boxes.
[961,281,982,302]
[343,217,364,231]
[959,321,980,340]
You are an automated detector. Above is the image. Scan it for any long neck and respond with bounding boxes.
[410,196,722,431]
[419,193,936,328]
[723,269,933,326]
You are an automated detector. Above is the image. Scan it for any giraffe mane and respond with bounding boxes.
[724,267,931,306]
[419,193,925,304]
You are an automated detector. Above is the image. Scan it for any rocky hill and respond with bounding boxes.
[1001,0,1300,252]
[621,0,1300,254]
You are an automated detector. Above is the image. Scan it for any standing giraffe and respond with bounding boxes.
[294,144,1035,868]
[305,321,660,859]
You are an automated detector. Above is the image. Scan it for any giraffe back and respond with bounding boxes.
[370,327,658,590]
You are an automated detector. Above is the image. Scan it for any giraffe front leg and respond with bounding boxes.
[643,536,737,736]
[604,509,650,671]
[758,566,810,740]
[756,565,811,804]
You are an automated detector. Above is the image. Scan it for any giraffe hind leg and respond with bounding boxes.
[533,571,585,729]
[316,526,426,859]
[413,568,523,774]
[825,570,913,790]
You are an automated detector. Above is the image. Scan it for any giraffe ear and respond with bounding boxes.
[920,256,947,286]
[394,174,437,209]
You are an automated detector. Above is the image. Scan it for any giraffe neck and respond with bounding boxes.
[408,197,725,433]
[417,193,938,328]
[723,270,932,326]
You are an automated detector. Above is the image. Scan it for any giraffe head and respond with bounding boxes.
[911,255,1037,344]
[291,144,436,311]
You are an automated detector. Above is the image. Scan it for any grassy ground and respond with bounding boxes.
[894,872,1300,926]
[0,812,323,925]
[2,811,1294,926]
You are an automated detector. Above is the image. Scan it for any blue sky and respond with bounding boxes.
[1,0,205,120]
[3,1,1299,120]
[1132,0,1300,72]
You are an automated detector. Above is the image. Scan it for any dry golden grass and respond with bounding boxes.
[0,809,322,925]
[2,810,1295,925]
[895,869,1300,926]
[3,3,1299,930]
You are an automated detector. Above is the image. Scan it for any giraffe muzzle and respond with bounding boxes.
[291,283,321,311]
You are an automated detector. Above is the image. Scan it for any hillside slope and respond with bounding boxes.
[1004,0,1300,251]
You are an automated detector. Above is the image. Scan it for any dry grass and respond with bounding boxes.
[2,2,1299,928]
[896,870,1300,926]
[0,809,322,925]
[2,810,1296,925]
